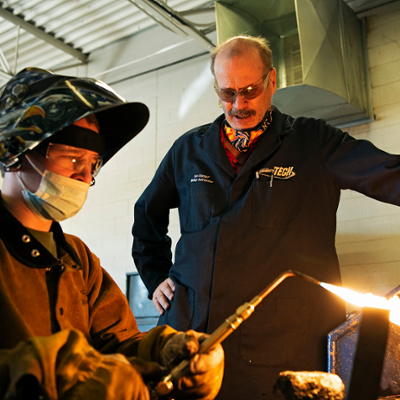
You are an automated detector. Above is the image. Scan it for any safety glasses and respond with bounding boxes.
[214,70,270,103]
[46,143,103,177]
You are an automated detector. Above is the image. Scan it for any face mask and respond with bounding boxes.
[17,156,90,222]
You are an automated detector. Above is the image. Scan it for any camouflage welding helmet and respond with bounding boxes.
[0,67,149,168]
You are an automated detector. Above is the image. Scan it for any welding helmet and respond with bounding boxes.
[0,67,149,169]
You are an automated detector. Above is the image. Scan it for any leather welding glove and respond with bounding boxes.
[160,330,224,400]
[126,356,167,383]
[5,329,151,400]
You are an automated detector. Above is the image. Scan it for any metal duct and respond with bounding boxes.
[215,0,373,128]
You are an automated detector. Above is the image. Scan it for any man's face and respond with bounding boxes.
[214,48,276,130]
[23,145,99,193]
[22,118,101,192]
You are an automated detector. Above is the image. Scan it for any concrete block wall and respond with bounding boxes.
[2,2,400,313]
[335,1,400,310]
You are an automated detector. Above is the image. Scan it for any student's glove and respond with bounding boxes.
[160,330,224,400]
[5,330,151,400]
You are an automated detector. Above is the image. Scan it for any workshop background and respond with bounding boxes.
[0,0,399,315]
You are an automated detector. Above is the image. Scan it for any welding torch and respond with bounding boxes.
[155,270,321,397]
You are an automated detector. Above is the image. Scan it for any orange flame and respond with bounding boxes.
[320,282,400,325]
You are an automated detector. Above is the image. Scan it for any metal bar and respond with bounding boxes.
[0,5,87,62]
[13,25,20,74]
[128,0,215,51]
[346,307,390,400]
[179,6,215,16]
[50,62,87,73]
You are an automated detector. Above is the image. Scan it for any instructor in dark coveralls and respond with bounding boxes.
[132,35,400,399]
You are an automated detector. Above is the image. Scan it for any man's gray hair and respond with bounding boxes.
[210,35,273,77]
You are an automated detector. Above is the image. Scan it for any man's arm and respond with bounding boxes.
[316,118,400,204]
[71,247,223,400]
[0,249,222,399]
[1,328,224,400]
[132,147,179,308]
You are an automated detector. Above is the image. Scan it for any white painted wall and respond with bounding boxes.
[3,2,400,312]
[336,2,400,309]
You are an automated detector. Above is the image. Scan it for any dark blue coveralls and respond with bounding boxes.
[133,108,400,399]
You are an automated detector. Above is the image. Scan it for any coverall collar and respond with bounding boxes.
[200,107,293,177]
[0,192,81,269]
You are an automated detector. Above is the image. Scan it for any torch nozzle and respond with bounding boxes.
[290,270,322,286]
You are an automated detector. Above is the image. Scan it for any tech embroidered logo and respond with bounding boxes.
[191,174,214,183]
[257,166,295,180]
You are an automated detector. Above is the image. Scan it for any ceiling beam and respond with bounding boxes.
[129,0,215,52]
[0,5,88,62]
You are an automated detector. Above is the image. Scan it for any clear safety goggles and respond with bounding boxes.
[46,143,103,178]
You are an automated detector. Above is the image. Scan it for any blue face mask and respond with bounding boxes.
[17,156,90,222]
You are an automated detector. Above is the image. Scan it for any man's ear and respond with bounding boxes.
[269,68,277,95]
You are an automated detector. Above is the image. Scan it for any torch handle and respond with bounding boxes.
[156,300,257,396]
[155,270,321,397]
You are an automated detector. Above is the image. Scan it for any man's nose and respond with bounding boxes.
[72,163,93,184]
[232,93,247,109]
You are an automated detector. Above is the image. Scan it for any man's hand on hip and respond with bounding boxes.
[152,278,175,315]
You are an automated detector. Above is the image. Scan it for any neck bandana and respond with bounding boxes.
[223,108,274,152]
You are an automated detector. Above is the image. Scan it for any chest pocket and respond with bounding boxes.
[184,183,215,232]
[252,178,298,228]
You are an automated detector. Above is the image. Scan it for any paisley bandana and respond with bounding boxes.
[223,108,274,152]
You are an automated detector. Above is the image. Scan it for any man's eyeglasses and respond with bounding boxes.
[214,70,271,103]
[46,143,103,177]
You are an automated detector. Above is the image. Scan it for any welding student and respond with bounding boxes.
[132,35,400,399]
[0,68,223,400]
